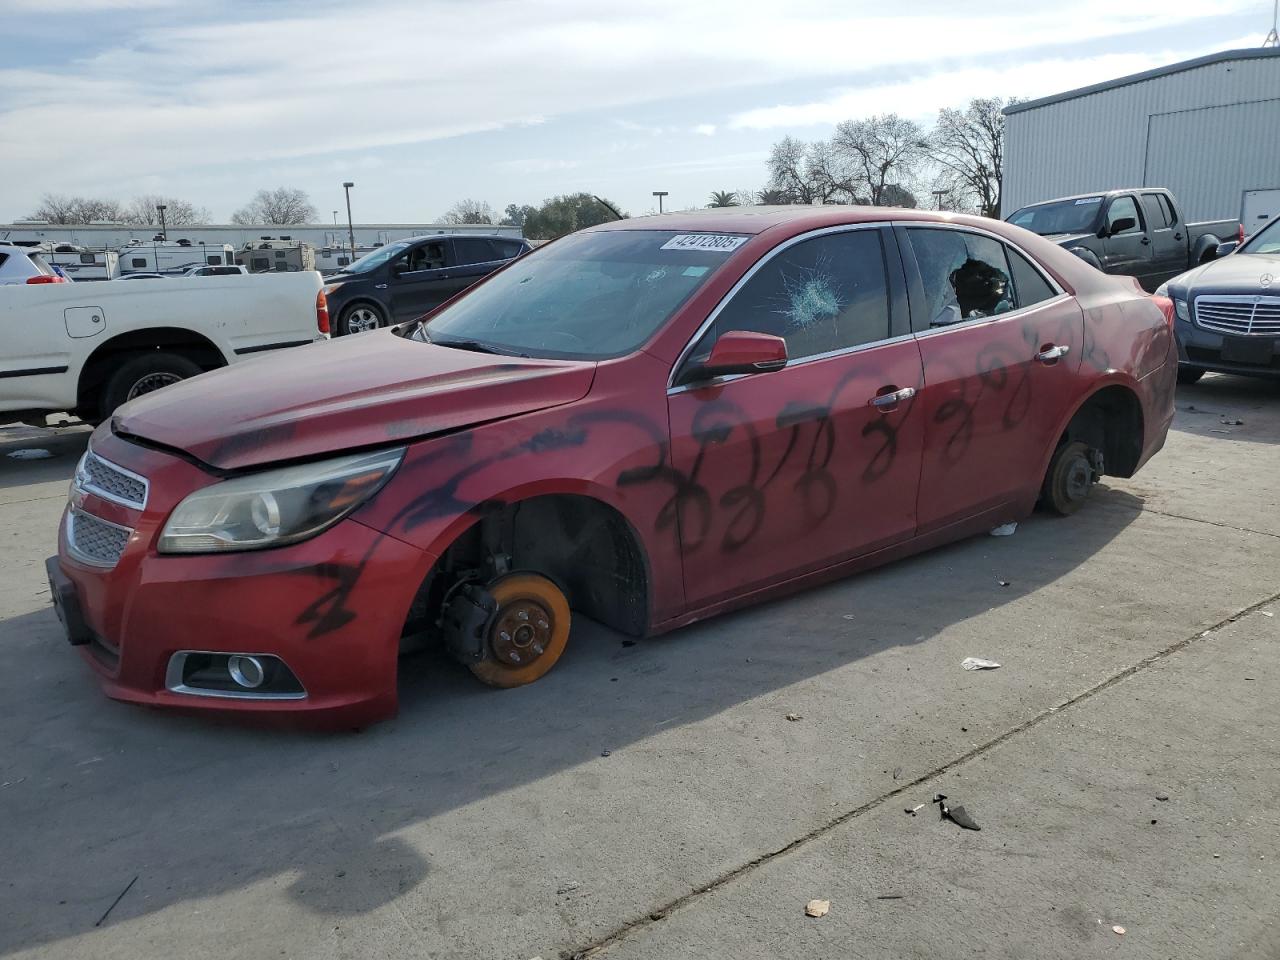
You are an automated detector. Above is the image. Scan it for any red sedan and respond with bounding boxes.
[48,207,1177,726]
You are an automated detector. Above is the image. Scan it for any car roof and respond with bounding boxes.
[1014,188,1166,209]
[586,204,1038,238]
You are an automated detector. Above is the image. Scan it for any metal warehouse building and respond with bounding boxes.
[1002,48,1280,225]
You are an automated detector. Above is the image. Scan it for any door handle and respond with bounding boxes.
[1174,233,1183,241]
[870,386,916,408]
[1140,237,1151,245]
[375,283,388,289]
[1035,344,1070,363]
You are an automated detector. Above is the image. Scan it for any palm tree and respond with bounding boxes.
[757,188,790,205]
[707,190,739,208]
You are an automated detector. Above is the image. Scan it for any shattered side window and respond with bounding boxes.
[906,229,1014,330]
[699,229,891,362]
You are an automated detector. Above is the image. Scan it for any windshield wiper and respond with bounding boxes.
[427,334,530,358]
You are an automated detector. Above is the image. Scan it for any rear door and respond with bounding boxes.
[451,237,510,292]
[899,225,1084,532]
[1100,195,1157,289]
[666,225,925,608]
[1140,192,1184,288]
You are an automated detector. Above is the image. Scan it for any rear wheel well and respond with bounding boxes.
[76,328,226,418]
[406,494,650,641]
[1059,385,1144,478]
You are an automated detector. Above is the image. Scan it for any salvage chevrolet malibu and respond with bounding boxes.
[48,207,1177,726]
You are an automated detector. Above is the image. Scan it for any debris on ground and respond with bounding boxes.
[785,713,802,722]
[893,766,902,780]
[961,657,1001,671]
[6,448,53,460]
[556,881,581,896]
[1156,793,1169,802]
[876,895,905,900]
[1261,611,1274,618]
[934,793,981,830]
[1113,925,1126,935]
[997,579,1010,587]
[989,522,1017,537]
[1220,418,1244,426]
[842,614,857,620]
[805,899,830,918]
[95,875,139,927]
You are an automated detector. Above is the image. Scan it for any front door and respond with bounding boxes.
[898,225,1085,532]
[388,239,462,320]
[1100,195,1156,288]
[666,226,925,609]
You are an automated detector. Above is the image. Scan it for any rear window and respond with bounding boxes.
[1008,197,1103,236]
[27,252,54,276]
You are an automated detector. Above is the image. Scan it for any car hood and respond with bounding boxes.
[113,332,597,471]
[1166,252,1280,296]
[1041,232,1096,247]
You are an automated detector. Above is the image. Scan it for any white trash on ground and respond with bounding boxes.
[989,522,1017,537]
[6,449,53,460]
[961,657,1001,671]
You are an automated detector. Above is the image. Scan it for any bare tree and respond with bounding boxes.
[231,187,318,225]
[440,199,496,224]
[25,193,126,224]
[925,97,1017,218]
[125,195,211,226]
[831,114,927,206]
[765,137,819,204]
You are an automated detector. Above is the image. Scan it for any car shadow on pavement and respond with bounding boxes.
[1172,373,1280,445]
[0,482,1147,955]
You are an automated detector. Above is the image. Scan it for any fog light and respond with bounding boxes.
[227,655,265,689]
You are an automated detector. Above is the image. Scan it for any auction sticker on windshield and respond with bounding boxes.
[660,234,749,252]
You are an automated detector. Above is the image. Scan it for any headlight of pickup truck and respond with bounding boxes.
[158,448,405,554]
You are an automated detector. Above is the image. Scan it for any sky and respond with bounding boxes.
[0,0,1273,223]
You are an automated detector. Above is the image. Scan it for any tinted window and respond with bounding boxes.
[252,257,269,270]
[1107,196,1142,234]
[454,238,498,265]
[1007,248,1056,307]
[1141,193,1169,229]
[207,255,221,265]
[1159,194,1178,227]
[131,257,147,268]
[907,228,1012,328]
[0,253,8,268]
[423,229,737,360]
[694,230,890,362]
[494,239,525,259]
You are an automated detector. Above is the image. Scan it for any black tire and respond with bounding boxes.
[101,351,203,418]
[1040,439,1096,517]
[1176,365,1206,385]
[337,302,386,336]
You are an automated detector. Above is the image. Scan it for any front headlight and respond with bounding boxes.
[158,448,404,554]
[1173,298,1189,322]
[322,281,347,296]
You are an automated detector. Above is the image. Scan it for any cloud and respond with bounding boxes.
[693,124,717,136]
[493,157,581,174]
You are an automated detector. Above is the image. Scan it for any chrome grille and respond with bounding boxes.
[67,509,132,568]
[76,451,148,509]
[1194,296,1280,337]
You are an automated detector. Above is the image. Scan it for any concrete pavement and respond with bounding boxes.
[1,372,1278,959]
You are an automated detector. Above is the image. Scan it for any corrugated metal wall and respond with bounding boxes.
[1003,55,1280,221]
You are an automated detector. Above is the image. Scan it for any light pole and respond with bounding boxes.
[156,204,168,240]
[652,191,668,214]
[342,182,356,264]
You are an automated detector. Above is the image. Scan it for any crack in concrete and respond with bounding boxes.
[567,586,1280,960]
[1104,496,1280,542]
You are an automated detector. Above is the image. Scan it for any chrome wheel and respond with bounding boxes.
[126,372,183,401]
[345,306,383,334]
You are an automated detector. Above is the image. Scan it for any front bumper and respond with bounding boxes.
[1175,316,1280,379]
[52,431,434,727]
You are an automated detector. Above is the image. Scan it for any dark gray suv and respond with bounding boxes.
[323,235,531,335]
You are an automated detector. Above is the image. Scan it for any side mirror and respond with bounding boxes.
[1216,240,1239,257]
[1106,216,1136,237]
[690,330,788,383]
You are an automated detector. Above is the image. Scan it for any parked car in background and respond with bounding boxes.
[2,272,329,425]
[113,273,168,281]
[0,243,68,285]
[182,264,250,277]
[48,206,1175,726]
[1006,188,1237,292]
[323,234,532,335]
[1156,212,1280,382]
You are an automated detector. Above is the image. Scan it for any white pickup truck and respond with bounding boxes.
[1,271,328,426]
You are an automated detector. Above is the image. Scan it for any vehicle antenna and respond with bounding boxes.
[1265,0,1279,46]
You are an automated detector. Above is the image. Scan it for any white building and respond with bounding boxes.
[1003,47,1280,224]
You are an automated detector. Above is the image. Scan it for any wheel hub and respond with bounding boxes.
[1064,455,1092,502]
[126,372,182,401]
[348,308,380,333]
[490,599,554,666]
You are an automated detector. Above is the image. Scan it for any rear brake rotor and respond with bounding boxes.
[490,598,555,666]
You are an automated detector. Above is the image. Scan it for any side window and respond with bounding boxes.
[495,239,525,259]
[400,241,446,272]
[131,257,147,268]
[0,253,8,269]
[1006,247,1057,308]
[1158,194,1179,227]
[906,228,1013,329]
[454,238,498,265]
[1106,196,1142,235]
[1141,193,1169,229]
[691,230,891,364]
